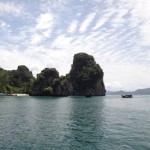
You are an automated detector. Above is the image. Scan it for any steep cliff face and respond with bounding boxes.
[69,53,106,96]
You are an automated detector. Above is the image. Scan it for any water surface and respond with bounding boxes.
[0,95,150,150]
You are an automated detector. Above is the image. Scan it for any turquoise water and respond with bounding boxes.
[0,95,150,150]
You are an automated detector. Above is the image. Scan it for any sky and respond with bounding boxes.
[0,0,150,91]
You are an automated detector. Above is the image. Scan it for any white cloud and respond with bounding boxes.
[0,2,23,16]
[42,29,52,38]
[30,34,43,45]
[0,0,150,91]
[0,20,9,29]
[104,63,150,91]
[93,17,108,30]
[106,0,114,5]
[93,8,116,30]
[93,0,102,3]
[105,81,123,91]
[111,7,128,28]
[36,13,54,30]
[67,20,78,33]
[29,12,55,45]
[51,34,74,49]
[40,0,70,13]
[118,0,150,45]
[79,12,96,33]
[139,20,150,46]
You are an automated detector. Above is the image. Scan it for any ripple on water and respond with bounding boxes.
[0,96,150,150]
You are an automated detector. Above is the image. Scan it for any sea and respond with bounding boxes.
[0,95,150,150]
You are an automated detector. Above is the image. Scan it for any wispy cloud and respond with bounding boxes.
[35,13,54,30]
[0,20,9,29]
[0,1,23,16]
[118,0,150,46]
[28,12,55,45]
[67,20,78,33]
[79,12,96,33]
[0,0,150,90]
[93,8,116,30]
[40,0,70,12]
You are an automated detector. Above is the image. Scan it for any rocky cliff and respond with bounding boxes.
[0,53,106,96]
[69,53,106,96]
[32,68,68,96]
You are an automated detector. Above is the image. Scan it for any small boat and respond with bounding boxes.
[16,94,29,96]
[6,93,29,96]
[121,94,132,98]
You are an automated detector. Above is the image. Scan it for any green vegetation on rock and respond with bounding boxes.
[69,53,105,96]
[0,53,105,96]
[0,68,9,93]
[0,65,34,94]
[32,68,59,95]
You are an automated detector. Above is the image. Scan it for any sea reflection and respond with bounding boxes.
[0,96,105,150]
[65,96,105,149]
[1,96,150,150]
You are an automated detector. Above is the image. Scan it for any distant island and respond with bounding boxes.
[107,88,150,95]
[0,53,106,96]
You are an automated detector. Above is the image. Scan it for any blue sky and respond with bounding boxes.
[0,0,150,91]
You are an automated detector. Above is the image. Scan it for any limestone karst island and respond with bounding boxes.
[0,53,106,96]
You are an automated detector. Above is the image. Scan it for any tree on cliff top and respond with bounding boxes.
[8,65,34,94]
[69,53,104,93]
[32,68,59,95]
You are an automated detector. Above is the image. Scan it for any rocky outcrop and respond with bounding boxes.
[32,68,69,96]
[7,65,34,94]
[1,53,106,96]
[69,53,106,96]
